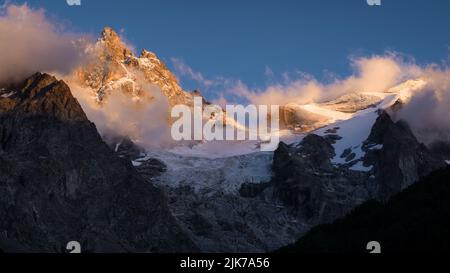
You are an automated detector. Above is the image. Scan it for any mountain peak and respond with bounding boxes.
[74,27,192,106]
[101,27,121,42]
[0,73,88,123]
[21,72,58,92]
[98,27,133,60]
[140,49,157,59]
[0,73,195,253]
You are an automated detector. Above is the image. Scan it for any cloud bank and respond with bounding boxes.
[2,3,449,150]
[175,54,450,146]
[0,4,87,84]
[0,3,171,149]
[70,79,173,150]
[227,55,423,106]
[398,68,450,145]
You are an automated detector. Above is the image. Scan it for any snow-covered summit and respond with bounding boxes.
[311,79,428,172]
[159,78,428,161]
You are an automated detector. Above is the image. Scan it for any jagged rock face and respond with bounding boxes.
[104,136,144,161]
[364,112,446,200]
[0,73,87,122]
[124,150,305,253]
[271,111,445,225]
[159,183,304,253]
[279,105,330,132]
[272,136,370,223]
[75,27,193,106]
[0,73,196,253]
[322,93,381,113]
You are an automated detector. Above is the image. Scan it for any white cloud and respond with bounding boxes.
[227,54,424,106]
[0,3,87,84]
[397,67,450,144]
[171,58,216,88]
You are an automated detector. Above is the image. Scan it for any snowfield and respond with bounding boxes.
[137,148,273,194]
[135,129,304,194]
[139,78,428,186]
[300,103,353,122]
[315,110,379,170]
[109,77,430,195]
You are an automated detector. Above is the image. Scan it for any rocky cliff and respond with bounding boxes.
[271,111,445,226]
[0,73,196,252]
[75,27,194,107]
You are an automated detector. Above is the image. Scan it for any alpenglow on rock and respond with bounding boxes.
[75,27,194,106]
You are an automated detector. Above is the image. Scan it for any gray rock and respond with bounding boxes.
[272,136,368,224]
[271,111,445,228]
[364,111,446,200]
[0,73,196,253]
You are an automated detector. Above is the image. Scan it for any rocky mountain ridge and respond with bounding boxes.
[75,27,194,107]
[271,110,445,226]
[0,72,445,253]
[0,73,196,252]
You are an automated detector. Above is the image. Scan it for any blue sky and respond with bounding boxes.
[16,0,450,99]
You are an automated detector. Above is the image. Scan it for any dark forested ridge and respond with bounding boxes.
[278,166,450,253]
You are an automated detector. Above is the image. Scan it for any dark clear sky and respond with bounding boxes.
[18,0,450,97]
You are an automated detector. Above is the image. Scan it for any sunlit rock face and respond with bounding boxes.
[75,27,194,106]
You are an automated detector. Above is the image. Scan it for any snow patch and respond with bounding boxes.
[168,129,303,159]
[300,103,353,122]
[368,144,383,150]
[132,161,142,167]
[316,110,379,165]
[0,91,15,98]
[144,149,273,193]
[114,142,121,153]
